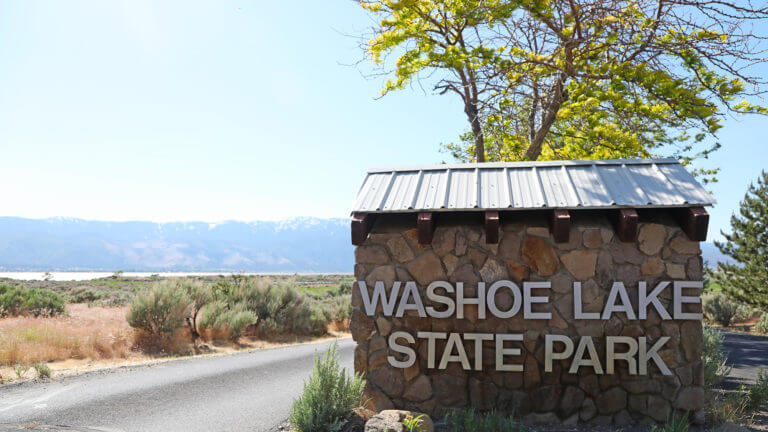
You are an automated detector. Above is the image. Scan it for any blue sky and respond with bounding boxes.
[0,1,764,243]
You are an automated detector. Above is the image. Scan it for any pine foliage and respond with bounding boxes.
[715,171,768,310]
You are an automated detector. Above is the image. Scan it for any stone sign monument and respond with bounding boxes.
[349,159,714,425]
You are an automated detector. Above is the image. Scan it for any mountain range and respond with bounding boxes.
[0,216,732,272]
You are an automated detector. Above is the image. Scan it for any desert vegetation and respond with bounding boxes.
[0,275,352,382]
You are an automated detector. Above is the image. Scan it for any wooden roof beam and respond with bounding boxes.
[614,208,639,242]
[417,212,435,245]
[351,212,375,246]
[485,211,500,244]
[677,206,709,241]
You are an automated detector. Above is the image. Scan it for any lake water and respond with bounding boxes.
[0,272,346,281]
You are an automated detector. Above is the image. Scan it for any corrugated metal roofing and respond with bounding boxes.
[351,159,715,214]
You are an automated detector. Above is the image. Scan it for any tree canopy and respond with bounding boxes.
[359,0,768,180]
[715,171,768,311]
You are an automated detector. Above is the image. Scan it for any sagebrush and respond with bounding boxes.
[703,293,739,327]
[289,341,365,432]
[0,284,65,317]
[702,326,732,386]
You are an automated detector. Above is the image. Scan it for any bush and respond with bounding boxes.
[448,409,520,432]
[746,368,768,411]
[33,362,51,378]
[289,341,365,432]
[702,326,732,386]
[703,294,739,327]
[651,412,689,432]
[756,313,768,334]
[0,284,65,317]
[126,281,191,336]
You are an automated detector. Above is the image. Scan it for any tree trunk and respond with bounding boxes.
[465,103,485,162]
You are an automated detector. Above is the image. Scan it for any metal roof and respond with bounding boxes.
[351,159,715,214]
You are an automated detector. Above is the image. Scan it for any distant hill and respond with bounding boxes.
[0,217,353,273]
[0,216,734,272]
[701,241,734,267]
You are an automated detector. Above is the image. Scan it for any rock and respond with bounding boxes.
[675,387,705,411]
[666,263,686,279]
[376,317,392,337]
[479,258,509,283]
[717,422,750,432]
[432,226,456,257]
[368,349,388,371]
[406,252,446,286]
[432,375,468,407]
[687,256,703,280]
[356,245,391,265]
[580,398,597,421]
[523,355,541,389]
[681,321,703,362]
[505,260,529,281]
[622,380,661,394]
[638,224,666,255]
[350,308,374,342]
[355,343,368,373]
[403,229,429,252]
[468,247,487,269]
[403,375,433,402]
[469,378,498,410]
[628,394,647,413]
[387,236,414,263]
[365,410,434,432]
[442,254,460,276]
[556,229,582,251]
[522,237,559,276]
[363,387,394,412]
[523,412,560,425]
[455,232,468,256]
[365,266,396,291]
[647,395,670,422]
[601,228,614,244]
[370,367,405,398]
[559,386,585,417]
[526,226,550,237]
[596,387,627,414]
[579,374,600,397]
[613,410,632,426]
[670,234,701,255]
[531,385,562,412]
[642,257,665,276]
[583,229,603,249]
[404,362,420,382]
[607,242,644,265]
[561,250,597,280]
[498,232,521,259]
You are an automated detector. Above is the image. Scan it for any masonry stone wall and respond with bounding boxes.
[350,212,704,425]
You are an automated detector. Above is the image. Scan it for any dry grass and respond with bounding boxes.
[0,304,133,367]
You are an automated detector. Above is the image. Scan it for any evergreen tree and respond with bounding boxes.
[715,171,768,311]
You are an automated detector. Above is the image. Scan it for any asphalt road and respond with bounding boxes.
[0,332,764,432]
[721,331,768,387]
[0,338,355,432]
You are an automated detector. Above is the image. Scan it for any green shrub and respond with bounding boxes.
[703,293,739,327]
[0,284,65,317]
[289,341,365,432]
[68,287,105,304]
[448,409,520,432]
[702,326,732,386]
[33,362,51,379]
[651,412,689,432]
[756,313,768,334]
[126,281,191,336]
[746,368,768,411]
[13,363,30,379]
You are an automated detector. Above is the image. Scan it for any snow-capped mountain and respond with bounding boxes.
[0,216,353,272]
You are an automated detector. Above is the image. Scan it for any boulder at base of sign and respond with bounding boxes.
[364,410,434,432]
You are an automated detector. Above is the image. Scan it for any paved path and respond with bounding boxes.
[0,338,354,432]
[721,331,768,387]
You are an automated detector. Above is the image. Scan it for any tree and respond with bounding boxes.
[715,171,768,311]
[359,0,767,178]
